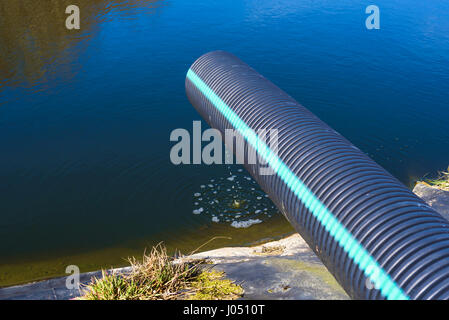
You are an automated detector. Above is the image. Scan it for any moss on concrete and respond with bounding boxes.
[270,258,346,294]
[187,270,244,300]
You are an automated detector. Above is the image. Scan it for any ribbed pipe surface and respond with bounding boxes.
[185,51,449,300]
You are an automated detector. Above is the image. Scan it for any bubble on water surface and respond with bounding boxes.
[231,219,263,228]
[192,166,280,228]
[193,207,204,215]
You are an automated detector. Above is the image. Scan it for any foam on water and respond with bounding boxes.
[192,166,279,228]
[192,207,204,214]
[231,219,263,228]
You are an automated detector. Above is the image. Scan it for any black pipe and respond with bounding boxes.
[185,50,449,300]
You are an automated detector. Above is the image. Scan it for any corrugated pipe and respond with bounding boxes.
[185,51,449,300]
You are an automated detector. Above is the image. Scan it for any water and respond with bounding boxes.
[1,0,448,286]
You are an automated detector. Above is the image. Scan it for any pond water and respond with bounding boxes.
[1,0,448,286]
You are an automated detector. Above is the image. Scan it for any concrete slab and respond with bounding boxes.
[413,182,449,220]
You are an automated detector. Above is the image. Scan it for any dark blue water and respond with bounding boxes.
[1,0,448,285]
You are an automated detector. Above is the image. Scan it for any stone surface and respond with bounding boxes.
[1,183,449,300]
[0,234,349,300]
[190,234,349,300]
[413,182,449,220]
[0,267,131,300]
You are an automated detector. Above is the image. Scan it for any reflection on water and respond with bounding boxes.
[0,0,449,286]
[0,0,164,90]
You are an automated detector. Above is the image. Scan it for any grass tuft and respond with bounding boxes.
[79,242,243,300]
[422,168,449,191]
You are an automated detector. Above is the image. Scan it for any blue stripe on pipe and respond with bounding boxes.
[187,68,409,300]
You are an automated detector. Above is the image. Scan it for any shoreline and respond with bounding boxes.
[1,182,449,300]
[0,214,294,288]
[0,233,348,300]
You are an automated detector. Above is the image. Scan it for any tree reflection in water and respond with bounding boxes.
[0,0,164,89]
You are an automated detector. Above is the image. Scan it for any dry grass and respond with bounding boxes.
[79,241,243,300]
[422,168,449,191]
[253,245,285,256]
